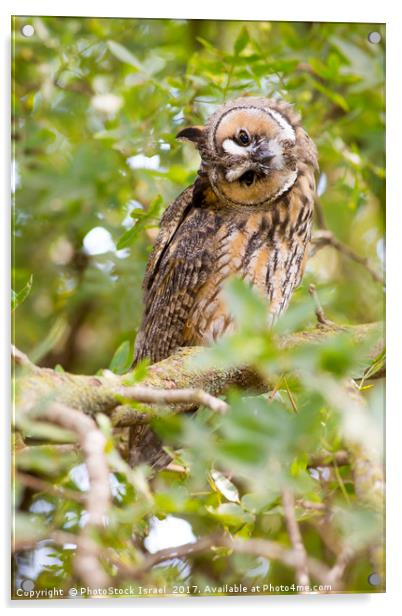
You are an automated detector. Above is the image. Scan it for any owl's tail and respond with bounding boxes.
[128,424,172,470]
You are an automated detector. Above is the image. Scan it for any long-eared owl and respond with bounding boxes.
[135,97,318,363]
[131,96,318,467]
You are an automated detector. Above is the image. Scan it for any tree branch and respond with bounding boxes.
[12,344,40,373]
[308,450,349,468]
[113,385,229,414]
[112,532,334,589]
[311,230,384,285]
[282,489,310,587]
[30,401,111,589]
[308,283,334,326]
[221,535,333,589]
[17,472,85,503]
[12,320,382,426]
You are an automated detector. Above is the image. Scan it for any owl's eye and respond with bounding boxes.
[240,170,255,186]
[237,129,251,146]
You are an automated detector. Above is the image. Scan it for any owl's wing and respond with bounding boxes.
[135,184,218,363]
[142,185,195,292]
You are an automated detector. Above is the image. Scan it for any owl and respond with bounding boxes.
[131,96,318,467]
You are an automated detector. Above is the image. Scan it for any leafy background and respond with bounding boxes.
[12,17,385,596]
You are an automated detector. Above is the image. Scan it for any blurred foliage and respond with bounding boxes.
[12,16,385,597]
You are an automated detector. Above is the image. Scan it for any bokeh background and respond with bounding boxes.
[12,17,385,597]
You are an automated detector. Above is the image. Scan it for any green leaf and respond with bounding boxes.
[222,277,268,330]
[107,40,142,70]
[234,28,250,55]
[218,441,266,466]
[335,505,381,551]
[116,224,145,250]
[123,357,150,385]
[359,348,385,387]
[109,340,133,374]
[30,316,68,363]
[310,77,349,111]
[12,274,33,311]
[290,453,309,476]
[14,512,48,544]
[206,503,254,527]
[241,491,279,513]
[18,419,76,443]
[116,195,163,249]
[16,445,78,476]
[195,36,216,50]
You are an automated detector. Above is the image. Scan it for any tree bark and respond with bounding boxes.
[13,321,382,424]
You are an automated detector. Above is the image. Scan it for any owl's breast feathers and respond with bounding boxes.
[134,157,315,364]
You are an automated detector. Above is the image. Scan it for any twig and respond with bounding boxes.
[297,499,327,512]
[332,452,351,504]
[222,535,332,588]
[308,284,333,326]
[282,489,311,587]
[18,443,80,455]
[38,402,110,526]
[311,230,383,285]
[112,532,333,588]
[16,472,85,503]
[110,404,150,427]
[283,376,298,413]
[308,450,349,467]
[327,546,354,586]
[118,534,222,579]
[313,197,328,230]
[113,385,229,414]
[296,62,318,77]
[310,517,344,558]
[12,345,40,373]
[165,462,188,473]
[13,529,96,570]
[13,520,337,590]
[36,402,111,589]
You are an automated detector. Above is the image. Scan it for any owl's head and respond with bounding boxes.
[177,97,314,208]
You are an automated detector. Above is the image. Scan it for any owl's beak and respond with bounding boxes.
[255,144,275,165]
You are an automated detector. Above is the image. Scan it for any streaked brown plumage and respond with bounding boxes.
[131,96,318,468]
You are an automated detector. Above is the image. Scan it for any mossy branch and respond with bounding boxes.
[13,321,382,426]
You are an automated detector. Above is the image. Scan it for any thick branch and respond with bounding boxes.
[13,321,382,427]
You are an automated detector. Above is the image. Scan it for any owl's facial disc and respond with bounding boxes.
[208,105,298,207]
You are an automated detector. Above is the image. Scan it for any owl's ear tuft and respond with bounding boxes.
[176,126,205,144]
